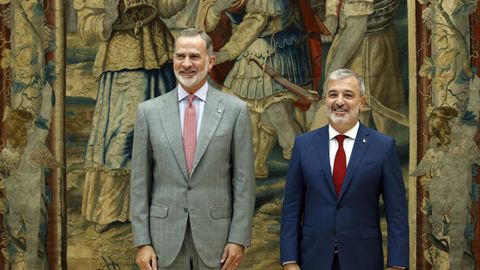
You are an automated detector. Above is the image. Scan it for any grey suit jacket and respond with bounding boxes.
[130,86,255,268]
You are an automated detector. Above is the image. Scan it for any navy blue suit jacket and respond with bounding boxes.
[280,124,409,270]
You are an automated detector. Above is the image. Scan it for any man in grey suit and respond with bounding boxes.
[130,28,256,270]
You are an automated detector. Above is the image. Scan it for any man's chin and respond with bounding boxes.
[328,115,351,125]
[329,119,344,125]
[178,78,199,88]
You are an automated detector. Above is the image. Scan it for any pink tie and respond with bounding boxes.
[333,135,346,197]
[183,95,196,175]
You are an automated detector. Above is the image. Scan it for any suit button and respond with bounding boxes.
[187,186,192,191]
[184,208,188,213]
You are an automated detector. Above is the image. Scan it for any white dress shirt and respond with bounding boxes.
[328,122,360,174]
[178,82,208,137]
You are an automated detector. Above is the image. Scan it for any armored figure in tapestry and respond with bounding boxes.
[74,0,185,233]
[197,0,312,178]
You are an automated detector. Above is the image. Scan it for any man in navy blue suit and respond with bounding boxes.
[280,69,409,270]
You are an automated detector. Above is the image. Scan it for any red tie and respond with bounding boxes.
[183,95,196,175]
[333,135,346,197]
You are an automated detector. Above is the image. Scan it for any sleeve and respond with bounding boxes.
[343,0,374,17]
[326,0,341,17]
[195,0,221,32]
[280,137,305,263]
[227,102,256,247]
[382,139,409,268]
[130,104,154,247]
[156,0,188,19]
[218,12,269,61]
[76,5,110,44]
[326,14,367,72]
[326,0,373,17]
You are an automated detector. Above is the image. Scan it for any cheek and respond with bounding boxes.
[173,61,181,70]
[325,100,334,108]
[205,60,212,70]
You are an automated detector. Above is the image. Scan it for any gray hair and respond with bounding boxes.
[175,28,213,56]
[323,69,366,97]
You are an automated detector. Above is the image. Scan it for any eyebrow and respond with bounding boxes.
[174,52,201,57]
[327,89,355,95]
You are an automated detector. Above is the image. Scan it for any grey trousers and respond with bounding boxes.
[158,222,220,270]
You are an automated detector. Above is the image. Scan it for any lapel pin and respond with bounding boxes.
[217,109,222,113]
[362,138,366,143]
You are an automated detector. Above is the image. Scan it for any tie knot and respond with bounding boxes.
[336,134,346,144]
[187,95,196,105]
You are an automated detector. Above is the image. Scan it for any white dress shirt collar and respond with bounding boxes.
[177,82,208,102]
[328,121,360,140]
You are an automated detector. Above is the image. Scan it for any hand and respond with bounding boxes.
[228,0,246,11]
[104,0,120,23]
[283,262,300,270]
[135,245,157,270]
[307,90,321,101]
[321,15,338,43]
[212,0,242,16]
[214,51,230,65]
[220,243,245,270]
[103,0,120,39]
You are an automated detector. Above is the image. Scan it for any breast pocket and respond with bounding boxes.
[212,135,229,141]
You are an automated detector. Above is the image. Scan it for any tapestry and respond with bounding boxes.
[3,0,480,269]
[64,0,409,269]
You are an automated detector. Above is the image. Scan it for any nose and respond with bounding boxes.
[182,57,192,68]
[335,95,345,105]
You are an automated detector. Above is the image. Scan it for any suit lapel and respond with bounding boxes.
[190,87,224,176]
[338,124,371,201]
[157,89,189,180]
[314,127,337,198]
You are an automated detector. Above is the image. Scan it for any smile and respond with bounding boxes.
[180,71,197,77]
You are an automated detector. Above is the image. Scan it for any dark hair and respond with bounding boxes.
[175,28,213,55]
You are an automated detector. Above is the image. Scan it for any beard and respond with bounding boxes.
[326,103,361,126]
[174,61,209,89]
